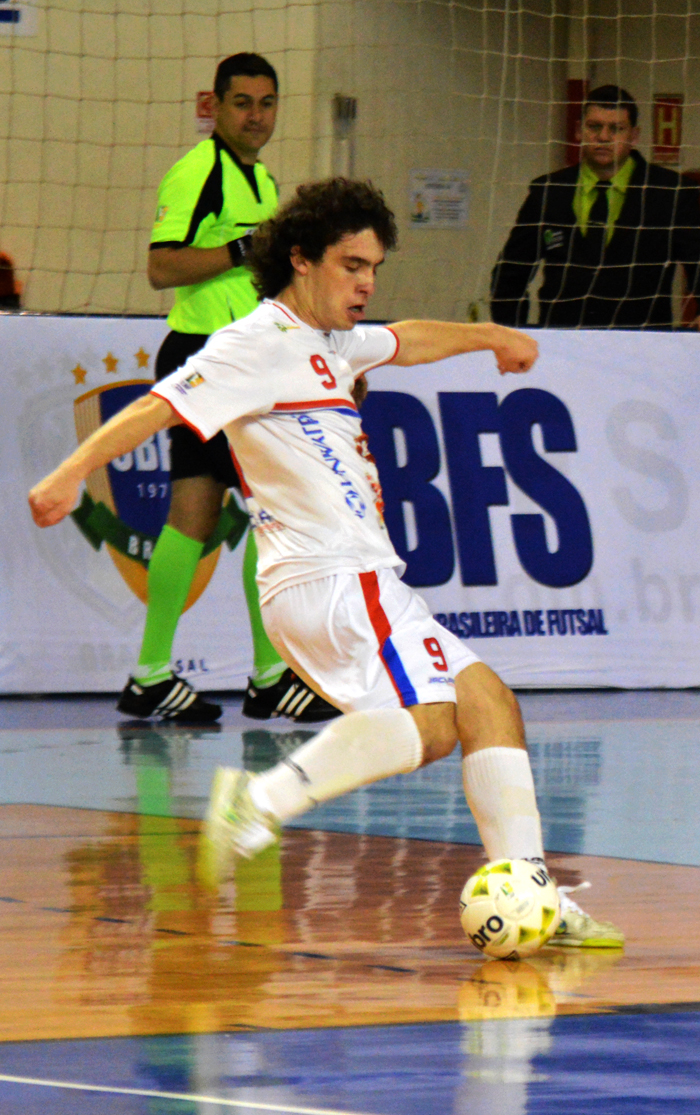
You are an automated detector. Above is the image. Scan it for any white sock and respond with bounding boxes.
[249,708,424,823]
[462,746,544,862]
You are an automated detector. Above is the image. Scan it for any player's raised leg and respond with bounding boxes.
[197,705,427,886]
[199,569,623,946]
[198,569,439,882]
[211,672,546,861]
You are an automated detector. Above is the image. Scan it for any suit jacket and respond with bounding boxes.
[490,151,700,328]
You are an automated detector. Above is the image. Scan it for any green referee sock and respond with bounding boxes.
[134,525,204,687]
[242,528,286,688]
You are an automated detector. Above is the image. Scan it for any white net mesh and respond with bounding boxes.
[1,0,700,322]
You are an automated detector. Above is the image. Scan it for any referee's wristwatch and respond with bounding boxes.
[226,233,254,267]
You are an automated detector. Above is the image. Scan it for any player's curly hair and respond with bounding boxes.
[249,178,398,300]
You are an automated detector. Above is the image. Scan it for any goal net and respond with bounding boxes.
[1,0,699,324]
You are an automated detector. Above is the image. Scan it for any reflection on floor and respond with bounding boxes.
[1,689,700,864]
[0,689,698,1113]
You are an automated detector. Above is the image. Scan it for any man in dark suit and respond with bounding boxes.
[491,85,700,329]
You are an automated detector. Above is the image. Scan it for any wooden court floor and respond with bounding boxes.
[1,802,699,1044]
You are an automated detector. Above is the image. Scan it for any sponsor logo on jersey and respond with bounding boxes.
[274,322,300,333]
[154,205,168,224]
[173,370,206,396]
[297,412,367,518]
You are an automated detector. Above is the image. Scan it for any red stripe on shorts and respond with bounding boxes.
[359,571,405,705]
[359,571,391,645]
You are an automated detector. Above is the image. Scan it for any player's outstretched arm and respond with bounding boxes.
[29,394,179,528]
[389,320,538,375]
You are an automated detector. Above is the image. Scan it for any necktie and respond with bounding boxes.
[585,181,609,263]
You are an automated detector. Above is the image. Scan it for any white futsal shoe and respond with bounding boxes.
[197,767,278,889]
[553,882,625,948]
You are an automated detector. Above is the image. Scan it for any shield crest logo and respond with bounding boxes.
[71,379,247,607]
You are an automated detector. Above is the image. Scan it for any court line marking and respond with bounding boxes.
[0,1074,375,1115]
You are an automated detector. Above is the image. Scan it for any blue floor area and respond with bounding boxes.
[1,1012,699,1114]
[0,690,699,864]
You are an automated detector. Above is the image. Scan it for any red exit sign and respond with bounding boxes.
[653,95,683,164]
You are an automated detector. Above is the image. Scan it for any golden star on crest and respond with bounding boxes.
[135,347,150,369]
[103,352,118,374]
[71,364,88,385]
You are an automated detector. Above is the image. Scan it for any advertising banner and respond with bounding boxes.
[366,329,700,688]
[2,317,700,691]
[1,315,252,693]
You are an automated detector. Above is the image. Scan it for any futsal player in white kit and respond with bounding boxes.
[29,178,623,948]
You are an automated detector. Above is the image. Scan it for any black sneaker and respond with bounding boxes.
[242,669,340,723]
[116,674,222,723]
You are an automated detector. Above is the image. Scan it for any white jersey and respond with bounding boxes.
[152,299,403,604]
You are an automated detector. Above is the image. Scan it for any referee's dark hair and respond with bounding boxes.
[249,178,398,301]
[214,53,279,100]
[583,84,638,128]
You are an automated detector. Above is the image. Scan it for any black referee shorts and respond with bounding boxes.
[155,330,240,489]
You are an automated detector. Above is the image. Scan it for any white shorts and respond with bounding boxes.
[261,567,480,713]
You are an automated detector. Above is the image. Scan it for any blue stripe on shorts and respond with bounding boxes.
[381,637,419,707]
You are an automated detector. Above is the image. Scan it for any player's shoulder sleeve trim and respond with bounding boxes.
[385,327,400,362]
[360,326,400,374]
[333,323,400,377]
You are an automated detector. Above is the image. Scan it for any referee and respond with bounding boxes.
[118,52,338,724]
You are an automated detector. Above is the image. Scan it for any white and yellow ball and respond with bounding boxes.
[460,859,560,959]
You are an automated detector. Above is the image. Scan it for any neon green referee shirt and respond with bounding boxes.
[150,132,278,335]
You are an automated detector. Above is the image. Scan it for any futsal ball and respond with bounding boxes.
[459,859,560,959]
